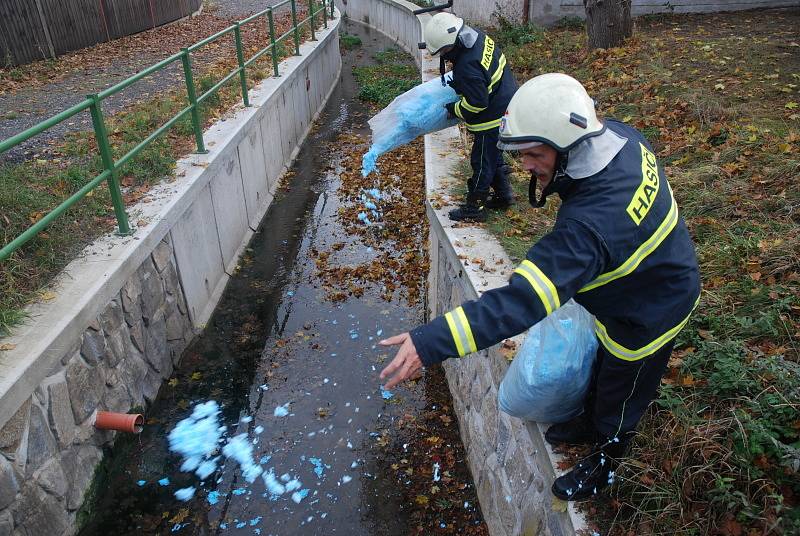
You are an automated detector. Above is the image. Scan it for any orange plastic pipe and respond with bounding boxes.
[94,411,144,433]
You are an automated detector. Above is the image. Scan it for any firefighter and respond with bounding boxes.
[421,12,518,221]
[379,73,701,501]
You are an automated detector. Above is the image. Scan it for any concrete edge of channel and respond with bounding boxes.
[0,14,343,432]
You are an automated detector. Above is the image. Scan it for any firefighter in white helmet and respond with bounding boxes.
[421,12,518,221]
[379,73,700,501]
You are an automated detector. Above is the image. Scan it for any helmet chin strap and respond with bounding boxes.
[528,152,569,208]
[440,56,447,86]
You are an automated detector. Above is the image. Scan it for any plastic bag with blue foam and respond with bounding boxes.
[362,72,458,177]
[498,300,598,423]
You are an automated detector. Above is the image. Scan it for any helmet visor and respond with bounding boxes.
[497,139,543,151]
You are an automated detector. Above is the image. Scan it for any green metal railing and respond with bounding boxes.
[0,0,337,262]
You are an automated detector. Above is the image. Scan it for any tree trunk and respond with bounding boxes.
[583,0,632,49]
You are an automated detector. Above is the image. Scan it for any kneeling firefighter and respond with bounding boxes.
[421,12,518,221]
[378,74,701,501]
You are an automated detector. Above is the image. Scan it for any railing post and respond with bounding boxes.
[330,0,334,19]
[87,94,131,236]
[267,8,280,77]
[290,0,301,55]
[308,0,316,41]
[180,48,208,154]
[234,23,250,107]
[322,0,328,29]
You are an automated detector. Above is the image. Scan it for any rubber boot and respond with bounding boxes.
[545,413,596,447]
[551,437,628,501]
[486,165,514,210]
[449,192,488,222]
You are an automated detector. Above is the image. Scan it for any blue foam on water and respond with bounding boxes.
[259,455,271,465]
[263,470,286,495]
[136,480,146,486]
[207,490,221,505]
[174,486,196,501]
[232,488,246,496]
[308,457,328,479]
[250,516,262,526]
[168,401,224,476]
[158,477,170,486]
[284,478,302,492]
[380,387,394,400]
[254,425,264,435]
[222,434,263,483]
[274,403,290,417]
[195,458,218,480]
[291,489,310,504]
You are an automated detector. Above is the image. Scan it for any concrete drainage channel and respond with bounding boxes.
[76,21,487,536]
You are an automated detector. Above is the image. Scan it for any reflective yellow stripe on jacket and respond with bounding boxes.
[488,54,506,93]
[579,184,679,293]
[458,97,485,113]
[465,118,501,132]
[514,260,561,315]
[444,306,477,357]
[595,297,699,361]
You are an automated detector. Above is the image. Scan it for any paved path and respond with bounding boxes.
[0,0,290,163]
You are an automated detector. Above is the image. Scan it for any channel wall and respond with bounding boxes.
[0,16,342,536]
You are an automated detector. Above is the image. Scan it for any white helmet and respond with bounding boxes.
[498,73,604,152]
[422,12,464,56]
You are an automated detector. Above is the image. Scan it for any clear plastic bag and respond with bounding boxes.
[498,300,598,423]
[362,72,458,176]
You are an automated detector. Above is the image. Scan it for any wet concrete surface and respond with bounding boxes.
[78,22,485,536]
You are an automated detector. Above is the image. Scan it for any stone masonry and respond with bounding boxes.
[432,234,569,536]
[0,236,193,536]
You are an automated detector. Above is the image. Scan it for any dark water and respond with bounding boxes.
[78,21,484,536]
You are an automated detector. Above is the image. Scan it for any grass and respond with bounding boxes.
[483,9,800,535]
[339,32,362,50]
[0,16,323,336]
[353,47,418,107]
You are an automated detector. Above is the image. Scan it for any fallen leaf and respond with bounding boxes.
[40,291,57,301]
[551,497,568,512]
[0,343,17,351]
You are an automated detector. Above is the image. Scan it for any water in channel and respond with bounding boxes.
[78,22,486,536]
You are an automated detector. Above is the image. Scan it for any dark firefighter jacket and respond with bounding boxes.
[410,120,701,365]
[447,29,517,132]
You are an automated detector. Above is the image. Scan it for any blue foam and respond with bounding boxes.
[222,434,263,483]
[174,486,196,501]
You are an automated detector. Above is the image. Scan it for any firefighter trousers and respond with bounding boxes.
[468,127,510,200]
[585,339,675,441]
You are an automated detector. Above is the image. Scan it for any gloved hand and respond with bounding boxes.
[445,102,456,120]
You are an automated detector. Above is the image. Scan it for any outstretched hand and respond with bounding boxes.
[379,332,423,389]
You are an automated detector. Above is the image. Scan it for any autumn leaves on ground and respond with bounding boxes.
[484,9,799,535]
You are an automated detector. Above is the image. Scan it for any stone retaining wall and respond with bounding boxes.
[0,14,342,536]
[338,0,586,533]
